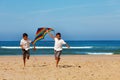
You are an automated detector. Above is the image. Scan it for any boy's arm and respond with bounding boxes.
[65,43,70,48]
[46,30,55,39]
[31,42,36,51]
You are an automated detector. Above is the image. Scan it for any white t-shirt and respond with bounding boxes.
[20,39,31,51]
[54,38,66,51]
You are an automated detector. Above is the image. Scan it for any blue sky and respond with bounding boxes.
[0,0,120,41]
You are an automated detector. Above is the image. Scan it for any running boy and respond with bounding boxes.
[47,31,70,67]
[20,33,36,67]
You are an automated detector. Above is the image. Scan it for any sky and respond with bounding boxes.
[0,0,120,41]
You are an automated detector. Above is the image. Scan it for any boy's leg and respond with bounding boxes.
[54,50,57,60]
[56,58,60,67]
[23,56,26,67]
[22,50,27,67]
[55,51,62,67]
[23,53,26,67]
[27,50,30,60]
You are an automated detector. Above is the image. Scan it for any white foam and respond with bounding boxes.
[0,46,21,49]
[87,53,113,55]
[0,46,93,49]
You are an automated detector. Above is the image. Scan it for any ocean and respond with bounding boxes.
[0,41,120,55]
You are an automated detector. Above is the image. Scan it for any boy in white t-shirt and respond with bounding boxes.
[20,33,36,67]
[47,31,70,67]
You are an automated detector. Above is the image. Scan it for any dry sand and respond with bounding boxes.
[0,55,120,80]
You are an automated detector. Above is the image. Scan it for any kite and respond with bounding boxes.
[32,27,54,45]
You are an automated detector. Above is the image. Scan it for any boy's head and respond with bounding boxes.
[23,33,28,40]
[56,33,61,40]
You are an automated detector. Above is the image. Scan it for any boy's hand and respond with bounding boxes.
[66,44,70,49]
[46,30,55,39]
[33,45,36,51]
[33,47,36,51]
[67,46,70,49]
[67,46,70,48]
[46,30,49,33]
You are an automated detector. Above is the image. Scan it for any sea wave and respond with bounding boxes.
[0,46,93,49]
[87,52,113,55]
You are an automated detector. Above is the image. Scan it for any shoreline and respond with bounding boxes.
[0,54,119,56]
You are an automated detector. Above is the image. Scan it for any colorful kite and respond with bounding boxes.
[32,27,54,45]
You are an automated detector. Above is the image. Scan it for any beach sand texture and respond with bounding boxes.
[0,55,120,80]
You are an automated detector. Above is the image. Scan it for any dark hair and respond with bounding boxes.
[56,33,61,37]
[23,33,28,37]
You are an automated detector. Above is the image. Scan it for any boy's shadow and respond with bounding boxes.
[32,64,47,67]
[59,65,81,68]
[59,65,74,68]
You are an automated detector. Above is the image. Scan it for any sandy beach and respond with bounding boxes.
[0,55,120,80]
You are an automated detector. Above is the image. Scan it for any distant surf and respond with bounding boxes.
[0,46,93,49]
[87,53,113,55]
